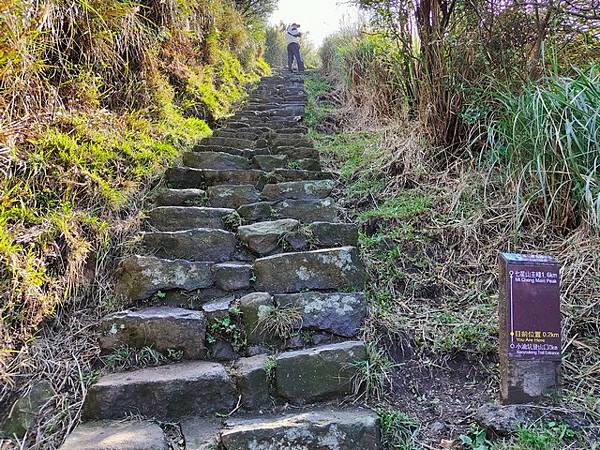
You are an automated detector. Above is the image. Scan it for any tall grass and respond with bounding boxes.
[487,66,600,230]
[321,32,407,119]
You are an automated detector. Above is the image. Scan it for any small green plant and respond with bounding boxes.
[255,304,303,340]
[209,316,245,352]
[287,160,302,170]
[264,355,277,382]
[104,346,166,372]
[351,343,395,401]
[224,211,243,228]
[460,425,491,450]
[166,348,184,362]
[378,409,420,450]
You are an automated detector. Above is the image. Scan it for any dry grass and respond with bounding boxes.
[307,72,600,445]
[0,205,144,449]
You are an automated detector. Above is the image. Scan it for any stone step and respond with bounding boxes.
[212,262,252,292]
[208,184,260,209]
[59,420,168,450]
[254,154,321,171]
[167,168,266,189]
[146,206,234,231]
[253,154,287,171]
[220,408,380,450]
[275,198,339,223]
[238,220,358,256]
[274,146,319,160]
[180,418,221,450]
[202,136,264,149]
[253,247,366,293]
[153,188,206,207]
[183,152,251,171]
[269,169,333,183]
[99,307,207,359]
[115,256,213,301]
[238,219,300,255]
[308,222,359,248]
[244,103,304,112]
[235,198,339,224]
[213,129,262,140]
[83,361,237,420]
[275,341,366,404]
[141,229,237,262]
[272,135,314,149]
[234,119,303,129]
[238,108,304,118]
[192,144,268,157]
[262,180,335,201]
[240,291,366,341]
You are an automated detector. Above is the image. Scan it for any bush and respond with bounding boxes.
[487,66,600,231]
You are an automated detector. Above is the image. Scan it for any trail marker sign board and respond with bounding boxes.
[498,253,561,404]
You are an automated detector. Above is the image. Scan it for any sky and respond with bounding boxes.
[269,0,361,48]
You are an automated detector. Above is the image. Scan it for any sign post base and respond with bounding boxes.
[501,359,560,404]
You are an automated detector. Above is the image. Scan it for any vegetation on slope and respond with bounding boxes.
[307,1,600,447]
[0,0,269,357]
[0,0,273,446]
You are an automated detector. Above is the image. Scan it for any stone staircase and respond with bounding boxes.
[61,72,380,449]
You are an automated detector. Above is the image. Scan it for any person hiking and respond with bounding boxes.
[285,23,305,73]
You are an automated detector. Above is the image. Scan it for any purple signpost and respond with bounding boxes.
[498,253,561,404]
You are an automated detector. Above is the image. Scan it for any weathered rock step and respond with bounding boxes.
[192,144,269,157]
[154,188,205,207]
[241,291,366,342]
[253,247,367,294]
[167,167,333,189]
[213,129,262,140]
[141,228,237,262]
[244,102,305,111]
[152,179,337,211]
[223,122,308,134]
[146,206,234,231]
[231,341,367,408]
[59,420,169,450]
[262,179,334,200]
[237,198,340,224]
[83,361,237,420]
[201,136,265,149]
[167,167,265,189]
[239,220,358,255]
[254,154,320,171]
[232,118,304,129]
[184,151,320,172]
[234,109,304,119]
[82,342,365,422]
[115,255,213,301]
[220,408,380,450]
[116,255,253,302]
[99,306,207,360]
[184,151,251,171]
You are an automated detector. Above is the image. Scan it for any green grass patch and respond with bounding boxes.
[461,421,577,450]
[378,409,421,450]
[358,192,432,221]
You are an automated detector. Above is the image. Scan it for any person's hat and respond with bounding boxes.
[292,23,300,27]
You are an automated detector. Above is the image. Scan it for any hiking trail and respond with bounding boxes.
[60,71,381,449]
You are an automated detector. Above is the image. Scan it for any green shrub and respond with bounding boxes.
[487,65,600,230]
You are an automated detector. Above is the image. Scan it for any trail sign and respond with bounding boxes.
[498,253,561,404]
